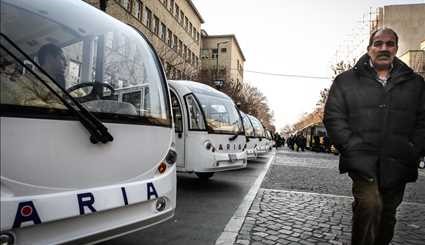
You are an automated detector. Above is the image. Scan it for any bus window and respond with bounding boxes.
[0,0,170,126]
[0,55,65,109]
[171,91,183,132]
[185,94,206,130]
[248,115,266,137]
[241,112,255,137]
[195,93,243,134]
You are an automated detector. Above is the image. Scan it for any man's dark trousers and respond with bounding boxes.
[349,173,405,245]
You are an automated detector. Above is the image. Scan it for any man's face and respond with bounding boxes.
[367,31,398,70]
[45,52,66,82]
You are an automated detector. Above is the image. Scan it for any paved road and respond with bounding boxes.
[102,154,273,245]
[235,148,425,245]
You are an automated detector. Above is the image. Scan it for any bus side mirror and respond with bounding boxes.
[178,132,182,138]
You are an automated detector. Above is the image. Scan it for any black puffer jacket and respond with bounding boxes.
[324,54,425,188]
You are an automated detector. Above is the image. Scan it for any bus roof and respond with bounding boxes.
[168,80,231,101]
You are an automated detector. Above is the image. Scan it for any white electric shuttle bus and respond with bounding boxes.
[168,80,247,180]
[265,130,274,152]
[0,0,176,244]
[240,112,259,160]
[247,115,268,156]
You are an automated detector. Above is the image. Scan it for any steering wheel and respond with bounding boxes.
[66,82,115,103]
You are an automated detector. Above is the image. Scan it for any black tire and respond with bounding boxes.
[195,172,214,180]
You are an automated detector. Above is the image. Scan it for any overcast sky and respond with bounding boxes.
[192,0,424,130]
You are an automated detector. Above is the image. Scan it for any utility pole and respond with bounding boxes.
[215,41,228,80]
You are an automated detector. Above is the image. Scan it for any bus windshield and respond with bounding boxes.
[248,115,265,137]
[0,0,170,126]
[241,112,255,137]
[195,93,243,134]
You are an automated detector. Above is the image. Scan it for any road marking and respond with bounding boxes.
[215,151,276,245]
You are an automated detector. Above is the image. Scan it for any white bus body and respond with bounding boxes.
[0,0,176,244]
[168,80,247,180]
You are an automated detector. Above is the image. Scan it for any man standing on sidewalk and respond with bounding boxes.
[323,28,425,245]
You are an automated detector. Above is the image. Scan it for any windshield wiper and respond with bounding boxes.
[0,34,113,144]
[229,131,244,141]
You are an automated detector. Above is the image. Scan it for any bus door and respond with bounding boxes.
[170,90,185,168]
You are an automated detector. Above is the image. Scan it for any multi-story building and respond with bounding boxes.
[200,32,245,85]
[84,0,204,80]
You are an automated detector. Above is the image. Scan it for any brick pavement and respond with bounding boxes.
[234,148,425,245]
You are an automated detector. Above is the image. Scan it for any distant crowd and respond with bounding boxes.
[273,133,335,154]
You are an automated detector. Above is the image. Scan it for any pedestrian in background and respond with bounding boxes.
[323,27,425,245]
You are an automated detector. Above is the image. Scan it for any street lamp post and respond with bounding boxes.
[215,41,229,81]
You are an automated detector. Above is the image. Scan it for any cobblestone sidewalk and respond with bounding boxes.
[235,189,425,245]
[234,149,425,245]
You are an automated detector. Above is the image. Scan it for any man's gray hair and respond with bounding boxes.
[368,27,399,48]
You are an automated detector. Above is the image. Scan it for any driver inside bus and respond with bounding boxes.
[37,43,67,89]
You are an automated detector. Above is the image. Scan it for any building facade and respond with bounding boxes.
[84,0,204,80]
[200,33,245,85]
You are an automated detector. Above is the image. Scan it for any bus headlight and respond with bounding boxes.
[165,149,177,165]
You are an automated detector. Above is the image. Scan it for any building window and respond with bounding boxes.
[120,0,131,11]
[160,23,166,40]
[132,0,142,20]
[173,35,178,50]
[175,4,180,19]
[167,29,172,47]
[212,48,218,59]
[180,11,184,24]
[185,17,188,31]
[178,40,183,55]
[183,45,187,61]
[221,48,227,53]
[201,49,209,59]
[153,15,159,35]
[196,32,200,41]
[143,7,152,30]
[170,0,175,12]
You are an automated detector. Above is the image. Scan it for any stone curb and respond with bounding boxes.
[215,151,276,245]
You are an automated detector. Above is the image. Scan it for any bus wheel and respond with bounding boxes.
[195,172,214,180]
